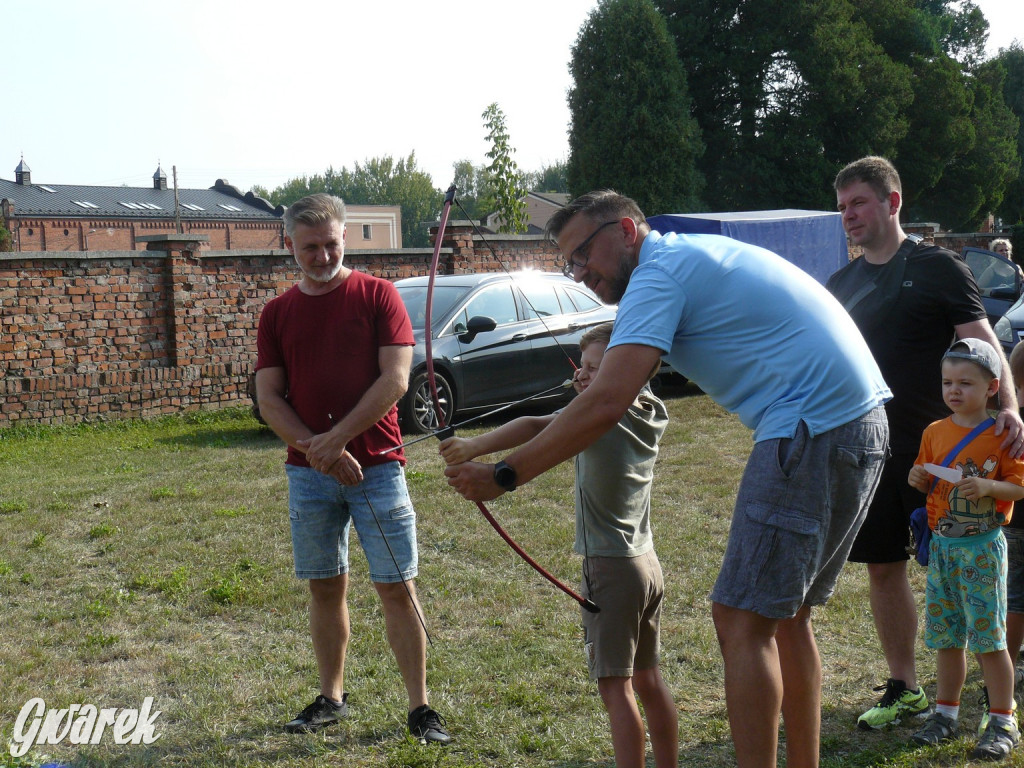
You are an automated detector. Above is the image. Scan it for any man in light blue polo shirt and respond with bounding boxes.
[445,190,891,768]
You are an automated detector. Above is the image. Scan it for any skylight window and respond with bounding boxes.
[72,200,99,209]
[218,204,242,212]
[181,203,204,211]
[38,185,56,193]
[119,202,142,210]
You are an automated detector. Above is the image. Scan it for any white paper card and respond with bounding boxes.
[923,463,963,483]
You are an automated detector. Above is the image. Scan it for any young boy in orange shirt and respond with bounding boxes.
[909,338,1024,760]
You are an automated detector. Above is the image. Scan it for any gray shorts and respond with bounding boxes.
[1005,527,1024,615]
[711,406,888,619]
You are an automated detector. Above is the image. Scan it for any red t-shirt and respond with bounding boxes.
[255,270,414,468]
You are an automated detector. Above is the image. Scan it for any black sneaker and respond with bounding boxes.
[284,693,348,733]
[408,704,451,744]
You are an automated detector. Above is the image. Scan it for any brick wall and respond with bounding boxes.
[5,219,1008,429]
[844,227,1006,262]
[0,223,560,428]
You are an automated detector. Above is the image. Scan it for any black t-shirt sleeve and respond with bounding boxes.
[919,249,986,327]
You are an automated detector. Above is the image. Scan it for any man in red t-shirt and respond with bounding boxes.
[255,193,450,744]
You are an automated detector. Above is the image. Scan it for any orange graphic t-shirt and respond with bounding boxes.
[915,417,1024,536]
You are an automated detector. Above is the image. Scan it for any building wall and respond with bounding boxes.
[11,218,283,252]
[0,224,561,428]
[523,196,563,232]
[7,204,401,253]
[347,205,402,249]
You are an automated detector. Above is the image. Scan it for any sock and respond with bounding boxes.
[990,711,1015,729]
[935,700,960,720]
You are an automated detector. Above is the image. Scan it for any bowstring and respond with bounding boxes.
[437,192,598,614]
[452,197,579,375]
[327,418,433,647]
[360,487,433,647]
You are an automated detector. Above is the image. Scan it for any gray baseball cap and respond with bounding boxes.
[943,337,1002,379]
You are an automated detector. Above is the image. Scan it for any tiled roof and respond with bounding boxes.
[529,191,570,206]
[0,177,283,221]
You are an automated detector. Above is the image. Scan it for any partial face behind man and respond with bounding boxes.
[286,218,346,285]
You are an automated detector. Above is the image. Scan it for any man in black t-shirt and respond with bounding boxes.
[827,156,1023,731]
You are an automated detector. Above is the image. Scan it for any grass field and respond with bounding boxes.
[0,386,1014,767]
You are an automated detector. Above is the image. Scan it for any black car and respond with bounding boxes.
[967,246,1024,354]
[395,271,617,433]
[963,245,1022,329]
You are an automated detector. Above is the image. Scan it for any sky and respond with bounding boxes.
[5,0,1021,196]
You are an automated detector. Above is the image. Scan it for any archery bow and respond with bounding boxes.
[377,379,572,456]
[427,184,599,614]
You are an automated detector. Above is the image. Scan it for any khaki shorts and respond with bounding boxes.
[581,550,663,680]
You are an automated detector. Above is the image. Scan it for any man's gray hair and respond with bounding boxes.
[545,190,647,242]
[283,193,347,238]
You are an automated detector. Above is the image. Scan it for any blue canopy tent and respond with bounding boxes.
[646,209,848,285]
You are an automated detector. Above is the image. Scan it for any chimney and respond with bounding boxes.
[15,156,31,185]
[153,164,167,191]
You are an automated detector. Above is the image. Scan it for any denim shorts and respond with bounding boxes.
[1004,527,1024,614]
[286,461,418,583]
[925,527,1006,653]
[711,406,888,619]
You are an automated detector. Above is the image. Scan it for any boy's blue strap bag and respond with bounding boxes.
[909,417,995,566]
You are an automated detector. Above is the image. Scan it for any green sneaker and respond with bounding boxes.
[858,678,929,730]
[979,687,1019,738]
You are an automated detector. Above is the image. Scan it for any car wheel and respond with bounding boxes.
[402,370,455,434]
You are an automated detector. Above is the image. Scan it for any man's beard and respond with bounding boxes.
[604,253,634,304]
[299,259,344,284]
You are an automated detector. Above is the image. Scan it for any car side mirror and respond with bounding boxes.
[458,315,497,343]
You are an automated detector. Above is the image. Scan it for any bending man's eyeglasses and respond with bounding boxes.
[561,220,620,277]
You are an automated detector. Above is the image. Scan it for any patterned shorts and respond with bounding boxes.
[924,527,1007,653]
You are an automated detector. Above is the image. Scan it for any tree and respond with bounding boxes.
[657,0,1019,224]
[449,159,494,222]
[568,0,703,214]
[526,161,569,194]
[0,223,12,252]
[338,155,442,247]
[659,0,912,211]
[481,103,528,234]
[264,172,334,206]
[995,43,1024,227]
[910,58,1020,229]
[264,154,442,247]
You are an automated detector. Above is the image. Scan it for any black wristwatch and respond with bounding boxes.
[493,460,517,492]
